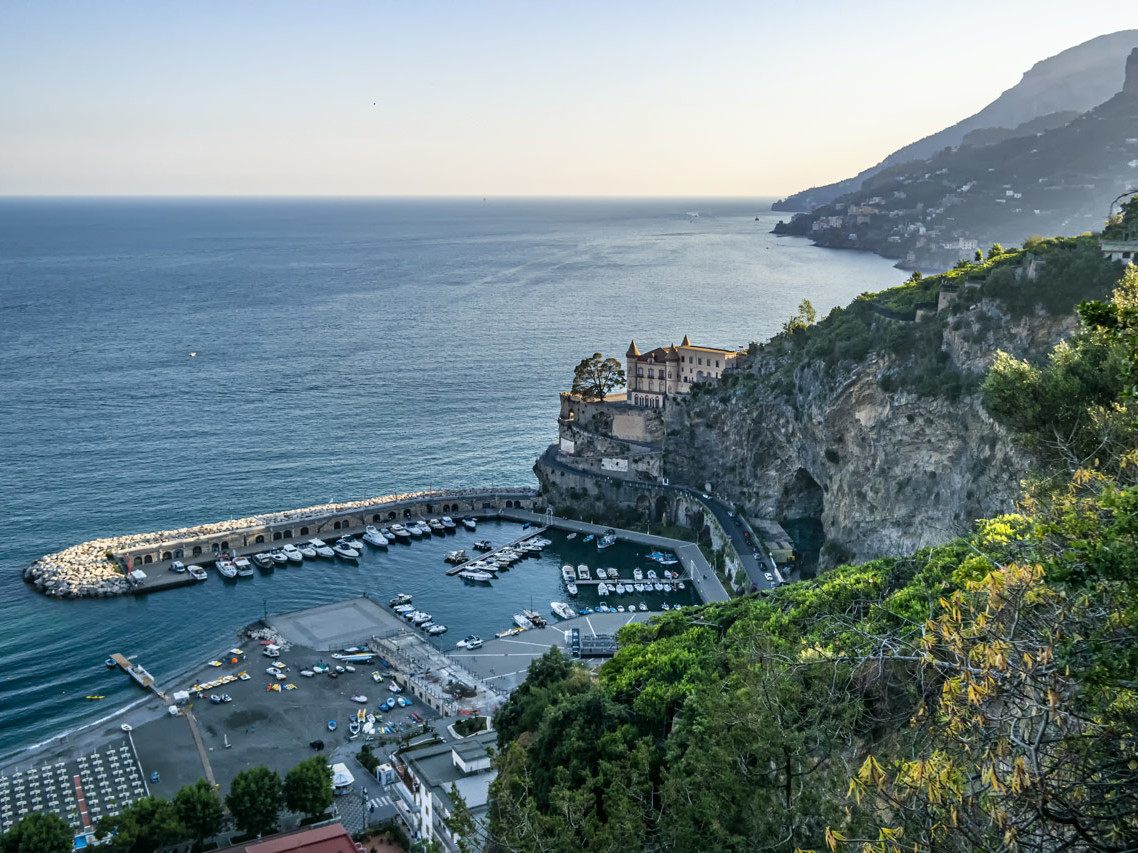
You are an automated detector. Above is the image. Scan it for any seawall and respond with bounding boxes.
[24,487,541,599]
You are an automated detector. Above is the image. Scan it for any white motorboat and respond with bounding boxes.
[427,624,447,635]
[363,527,389,548]
[428,518,445,535]
[597,529,617,550]
[550,601,575,620]
[269,549,288,565]
[393,604,415,614]
[299,544,317,559]
[513,613,534,630]
[472,539,492,551]
[390,593,412,607]
[441,516,457,532]
[561,564,576,583]
[597,582,609,596]
[577,564,590,580]
[633,568,643,581]
[654,582,664,591]
[646,569,658,580]
[458,569,493,582]
[617,605,625,612]
[406,523,425,539]
[678,581,686,590]
[216,558,237,579]
[412,612,432,625]
[332,542,359,560]
[456,635,482,650]
[234,557,255,577]
[615,583,626,595]
[308,538,335,558]
[461,516,477,531]
[389,524,412,543]
[339,534,365,551]
[282,544,304,563]
[380,527,396,541]
[444,550,468,564]
[566,582,578,597]
[188,565,208,581]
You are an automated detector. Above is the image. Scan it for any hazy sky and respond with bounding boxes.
[1,2,1134,196]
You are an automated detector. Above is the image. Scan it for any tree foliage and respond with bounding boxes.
[782,299,818,334]
[283,757,332,819]
[571,352,626,400]
[225,766,282,838]
[0,812,73,853]
[94,796,185,853]
[174,779,224,849]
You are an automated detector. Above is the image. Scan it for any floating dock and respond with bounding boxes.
[109,653,165,700]
[445,526,549,576]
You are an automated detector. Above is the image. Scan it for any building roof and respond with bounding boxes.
[403,730,497,815]
[626,339,640,358]
[217,822,360,853]
[681,334,691,346]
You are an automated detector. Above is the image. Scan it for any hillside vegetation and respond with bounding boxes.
[489,259,1138,851]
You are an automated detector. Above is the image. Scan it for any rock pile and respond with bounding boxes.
[24,541,131,599]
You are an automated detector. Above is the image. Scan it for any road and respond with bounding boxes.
[684,492,779,592]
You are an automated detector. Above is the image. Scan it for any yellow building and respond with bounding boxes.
[625,334,740,408]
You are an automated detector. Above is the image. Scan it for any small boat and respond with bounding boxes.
[169,560,186,573]
[495,626,525,638]
[647,569,658,580]
[617,605,625,612]
[339,534,365,551]
[351,693,368,703]
[269,550,288,565]
[582,534,595,543]
[390,593,412,607]
[282,544,304,563]
[654,582,664,592]
[567,532,577,540]
[393,604,415,614]
[473,539,492,551]
[299,544,318,559]
[577,564,590,580]
[263,646,280,658]
[566,582,578,597]
[513,613,534,630]
[678,581,686,590]
[300,670,314,677]
[458,570,493,582]
[597,582,609,595]
[441,516,457,532]
[662,603,671,611]
[235,558,255,578]
[327,720,337,732]
[411,612,432,625]
[428,518,445,535]
[390,524,412,543]
[578,607,593,615]
[427,624,447,635]
[561,565,576,583]
[348,719,360,736]
[456,635,482,650]
[633,568,643,581]
[380,527,396,541]
[462,516,477,531]
[388,681,402,693]
[615,583,626,595]
[308,538,336,559]
[105,657,116,668]
[551,601,575,620]
[251,553,274,570]
[363,527,389,548]
[406,523,424,539]
[416,521,433,537]
[86,695,104,701]
[444,550,468,564]
[188,565,208,581]
[524,609,548,628]
[639,602,648,611]
[332,542,359,560]
[210,695,222,704]
[597,601,609,613]
[598,530,617,550]
[216,559,237,579]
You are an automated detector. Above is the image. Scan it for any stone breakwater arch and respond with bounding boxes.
[24,488,541,599]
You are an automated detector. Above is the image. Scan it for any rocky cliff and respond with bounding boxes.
[662,247,1101,569]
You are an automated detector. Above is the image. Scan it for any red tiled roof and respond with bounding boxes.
[218,822,359,853]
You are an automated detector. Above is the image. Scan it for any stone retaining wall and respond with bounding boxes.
[24,488,540,600]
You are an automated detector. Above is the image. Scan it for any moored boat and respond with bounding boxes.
[427,623,447,635]
[561,564,576,583]
[597,530,617,550]
[472,539,492,551]
[444,550,468,564]
[299,544,318,559]
[462,516,477,531]
[216,558,238,579]
[513,613,534,630]
[234,556,254,577]
[363,526,389,548]
[551,601,575,620]
[389,524,412,543]
[282,544,304,563]
[188,565,208,581]
[456,635,482,649]
[458,569,493,582]
[333,542,359,560]
[441,516,457,532]
[380,527,396,541]
[269,550,288,566]
[566,581,578,597]
[577,564,590,580]
[252,553,274,570]
[308,538,335,558]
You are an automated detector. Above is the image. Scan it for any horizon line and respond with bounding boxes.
[0,192,784,201]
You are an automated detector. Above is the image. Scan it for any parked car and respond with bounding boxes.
[765,572,774,582]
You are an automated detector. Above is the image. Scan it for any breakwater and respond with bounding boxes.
[24,488,541,599]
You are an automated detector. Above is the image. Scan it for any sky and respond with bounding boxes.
[1,2,1135,197]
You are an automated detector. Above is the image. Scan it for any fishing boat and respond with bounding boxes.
[282,544,304,563]
[327,720,337,732]
[550,601,575,620]
[363,526,389,548]
[458,569,493,582]
[462,516,477,531]
[598,529,617,550]
[299,544,318,559]
[566,581,578,597]
[188,565,208,581]
[456,635,482,650]
[308,538,336,558]
[390,592,412,607]
[332,541,359,560]
[441,516,457,532]
[512,613,534,630]
[269,549,288,565]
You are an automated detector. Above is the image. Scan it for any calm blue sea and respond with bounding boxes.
[0,197,899,759]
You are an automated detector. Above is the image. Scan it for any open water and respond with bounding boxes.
[0,197,900,760]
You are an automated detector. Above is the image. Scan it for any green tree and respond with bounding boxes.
[174,779,224,851]
[226,766,282,839]
[283,757,333,819]
[0,812,73,853]
[988,242,1004,257]
[974,248,984,262]
[94,796,185,853]
[570,352,626,401]
[781,299,817,334]
[442,783,482,853]
[907,271,923,283]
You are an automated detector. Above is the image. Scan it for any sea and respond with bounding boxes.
[0,197,900,761]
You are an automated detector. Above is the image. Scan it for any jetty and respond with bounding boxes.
[109,654,165,700]
[445,526,549,576]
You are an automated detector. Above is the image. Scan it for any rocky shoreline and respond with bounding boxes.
[23,488,512,600]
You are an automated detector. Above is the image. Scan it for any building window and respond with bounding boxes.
[698,358,703,365]
[681,356,685,362]
[715,360,719,367]
[648,368,654,378]
[637,368,644,377]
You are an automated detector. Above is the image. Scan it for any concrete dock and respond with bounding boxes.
[445,526,549,576]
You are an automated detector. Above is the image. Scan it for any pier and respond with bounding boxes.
[445,525,549,576]
[109,654,165,701]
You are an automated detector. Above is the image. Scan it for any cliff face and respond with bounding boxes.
[663,301,1075,568]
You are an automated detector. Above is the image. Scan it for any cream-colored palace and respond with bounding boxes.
[625,335,740,408]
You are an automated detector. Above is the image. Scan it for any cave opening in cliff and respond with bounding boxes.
[780,467,825,578]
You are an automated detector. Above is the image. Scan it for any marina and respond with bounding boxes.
[444,525,550,576]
